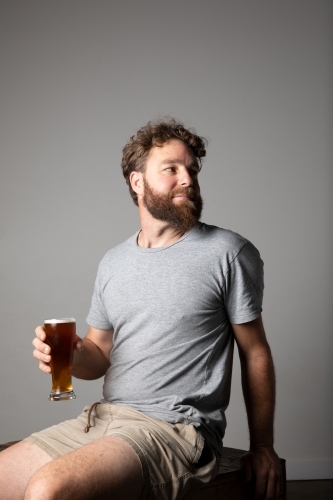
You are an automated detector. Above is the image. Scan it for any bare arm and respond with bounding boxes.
[33,325,113,380]
[72,326,113,379]
[232,316,282,500]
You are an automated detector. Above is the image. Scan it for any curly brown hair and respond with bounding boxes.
[121,117,208,205]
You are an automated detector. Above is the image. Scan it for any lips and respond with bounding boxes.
[173,194,190,199]
[171,188,196,201]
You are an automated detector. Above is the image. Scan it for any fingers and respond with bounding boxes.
[32,326,52,374]
[254,468,282,500]
[254,475,278,500]
[33,327,83,375]
[35,325,47,342]
[243,449,282,500]
[265,467,282,499]
[274,463,284,499]
[254,477,267,500]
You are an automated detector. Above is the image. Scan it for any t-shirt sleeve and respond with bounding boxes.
[86,262,113,330]
[224,241,264,324]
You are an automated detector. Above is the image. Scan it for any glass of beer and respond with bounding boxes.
[44,318,77,401]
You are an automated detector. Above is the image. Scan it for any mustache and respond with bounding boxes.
[170,187,197,200]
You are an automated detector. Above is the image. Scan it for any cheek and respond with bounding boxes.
[157,179,177,193]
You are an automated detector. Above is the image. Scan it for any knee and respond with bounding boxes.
[25,473,61,500]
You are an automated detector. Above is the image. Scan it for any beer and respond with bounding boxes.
[44,318,76,401]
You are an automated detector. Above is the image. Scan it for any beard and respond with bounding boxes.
[142,177,203,233]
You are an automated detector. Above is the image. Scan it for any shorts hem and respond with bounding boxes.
[109,432,151,500]
[24,436,62,460]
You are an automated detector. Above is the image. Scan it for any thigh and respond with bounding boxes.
[103,405,221,500]
[0,440,52,500]
[25,435,143,500]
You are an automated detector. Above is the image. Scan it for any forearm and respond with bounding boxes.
[233,318,281,498]
[72,338,111,380]
[240,344,276,449]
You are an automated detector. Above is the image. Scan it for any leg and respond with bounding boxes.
[24,435,143,500]
[0,440,52,500]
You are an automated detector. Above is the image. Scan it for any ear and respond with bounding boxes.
[129,171,144,197]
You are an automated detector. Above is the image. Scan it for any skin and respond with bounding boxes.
[233,317,283,500]
[130,138,201,248]
[0,325,143,500]
[132,139,282,499]
[0,139,282,499]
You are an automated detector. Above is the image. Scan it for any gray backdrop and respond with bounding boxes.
[1,0,332,480]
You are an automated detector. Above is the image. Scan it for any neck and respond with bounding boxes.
[136,197,201,248]
[137,220,185,249]
[136,207,186,248]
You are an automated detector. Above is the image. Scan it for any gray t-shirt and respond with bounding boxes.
[86,222,263,454]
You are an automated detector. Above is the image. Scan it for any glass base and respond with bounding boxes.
[49,390,76,401]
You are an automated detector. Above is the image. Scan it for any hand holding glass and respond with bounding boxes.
[44,318,77,401]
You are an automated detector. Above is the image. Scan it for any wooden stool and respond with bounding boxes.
[0,442,286,499]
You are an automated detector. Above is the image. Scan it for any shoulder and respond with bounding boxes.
[192,223,263,270]
[95,232,138,277]
[194,222,250,253]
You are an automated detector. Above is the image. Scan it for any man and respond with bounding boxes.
[0,118,282,500]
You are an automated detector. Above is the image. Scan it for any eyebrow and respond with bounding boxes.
[159,158,200,169]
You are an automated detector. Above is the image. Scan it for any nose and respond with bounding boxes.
[179,168,193,187]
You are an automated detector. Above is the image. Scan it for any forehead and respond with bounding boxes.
[146,139,198,167]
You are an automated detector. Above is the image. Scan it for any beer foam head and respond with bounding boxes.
[44,318,76,324]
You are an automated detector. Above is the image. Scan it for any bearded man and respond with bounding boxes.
[0,118,282,500]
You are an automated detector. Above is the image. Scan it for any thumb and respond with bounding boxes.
[74,336,83,351]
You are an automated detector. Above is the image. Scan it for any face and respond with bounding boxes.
[140,139,203,232]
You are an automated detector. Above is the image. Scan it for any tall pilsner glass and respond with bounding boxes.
[44,318,77,401]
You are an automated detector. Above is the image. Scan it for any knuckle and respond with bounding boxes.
[35,326,45,339]
[39,361,48,373]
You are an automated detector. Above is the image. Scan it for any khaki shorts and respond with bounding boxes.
[25,403,220,500]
